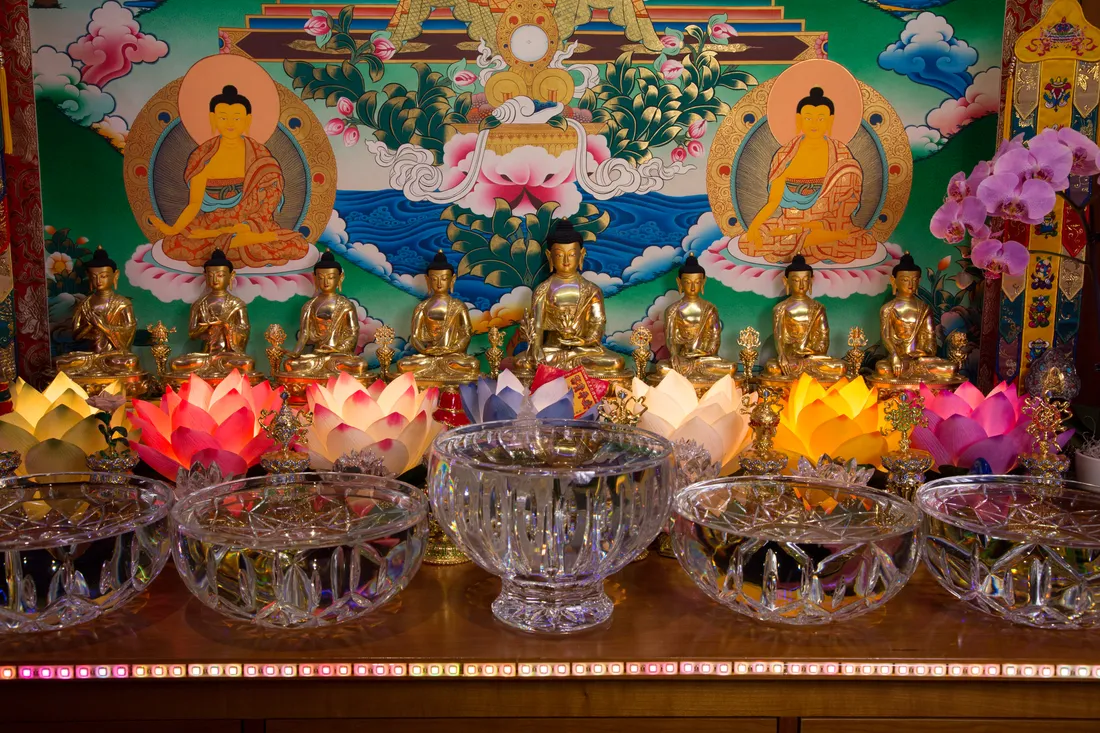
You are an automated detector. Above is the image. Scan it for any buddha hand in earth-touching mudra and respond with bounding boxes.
[654,253,735,382]
[763,255,846,381]
[396,250,480,384]
[874,253,959,383]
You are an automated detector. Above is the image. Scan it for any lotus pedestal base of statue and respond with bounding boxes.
[867,375,966,394]
[66,371,149,399]
[273,372,369,405]
[756,371,842,393]
[163,370,267,392]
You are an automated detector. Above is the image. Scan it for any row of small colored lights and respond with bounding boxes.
[2,662,1098,680]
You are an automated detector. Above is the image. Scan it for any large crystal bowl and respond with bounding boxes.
[0,472,172,633]
[672,476,921,625]
[917,475,1100,629]
[172,472,428,628]
[428,419,673,634]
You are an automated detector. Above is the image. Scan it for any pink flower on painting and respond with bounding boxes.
[976,174,1055,225]
[709,22,737,39]
[670,146,688,164]
[304,15,331,36]
[343,125,360,147]
[937,255,951,271]
[453,70,478,87]
[218,30,232,55]
[66,0,169,87]
[441,133,611,218]
[660,35,681,49]
[336,96,354,116]
[929,196,987,244]
[686,139,705,158]
[688,119,707,139]
[1056,127,1100,176]
[660,59,684,81]
[373,37,397,60]
[324,118,346,136]
[972,239,1029,278]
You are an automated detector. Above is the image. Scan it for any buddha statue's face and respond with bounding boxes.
[892,270,920,298]
[88,266,117,294]
[549,241,583,276]
[797,104,833,140]
[786,270,812,297]
[678,273,705,298]
[315,268,342,294]
[209,103,251,140]
[205,265,232,293]
[427,268,453,295]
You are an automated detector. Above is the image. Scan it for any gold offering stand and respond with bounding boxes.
[879,389,934,502]
[258,390,313,474]
[739,387,789,475]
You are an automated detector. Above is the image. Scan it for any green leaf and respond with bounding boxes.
[365,54,384,83]
[337,5,355,33]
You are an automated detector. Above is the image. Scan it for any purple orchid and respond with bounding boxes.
[1056,127,1100,176]
[976,174,1055,225]
[930,196,988,244]
[947,161,991,202]
[1023,133,1073,190]
[971,238,1030,278]
[992,133,1026,163]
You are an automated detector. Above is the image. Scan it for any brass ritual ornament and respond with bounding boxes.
[147,320,176,380]
[486,327,505,379]
[1020,393,1071,482]
[739,387,788,475]
[737,326,761,383]
[374,325,396,382]
[259,390,313,474]
[880,390,934,501]
[845,327,868,379]
[630,326,652,380]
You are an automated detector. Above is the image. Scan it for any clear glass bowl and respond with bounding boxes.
[172,472,428,628]
[672,476,920,625]
[917,475,1100,629]
[429,419,673,634]
[0,472,172,633]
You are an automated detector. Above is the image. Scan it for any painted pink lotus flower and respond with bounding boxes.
[688,119,707,139]
[671,146,688,164]
[976,174,1055,225]
[1056,127,1100,176]
[660,35,681,50]
[660,59,684,81]
[218,30,232,55]
[373,37,396,60]
[336,96,354,116]
[324,118,346,136]
[343,125,360,147]
[686,139,704,158]
[441,132,610,218]
[304,16,331,37]
[972,238,1029,278]
[912,381,1072,474]
[453,70,478,87]
[709,22,737,39]
[930,196,987,244]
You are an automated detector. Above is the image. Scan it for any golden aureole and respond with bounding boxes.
[165,248,264,389]
[397,251,480,386]
[652,253,735,392]
[55,248,148,397]
[760,254,845,388]
[513,220,631,386]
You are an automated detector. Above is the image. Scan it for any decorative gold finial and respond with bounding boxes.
[738,387,788,474]
[845,326,868,379]
[258,390,314,473]
[630,326,652,380]
[598,387,647,426]
[1020,393,1072,481]
[264,323,287,376]
[375,325,396,381]
[946,331,969,373]
[737,326,760,382]
[147,321,176,379]
[880,389,934,500]
[486,327,504,379]
[881,389,927,455]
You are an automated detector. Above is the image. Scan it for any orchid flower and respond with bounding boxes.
[930,196,988,244]
[971,239,1030,278]
[976,174,1056,225]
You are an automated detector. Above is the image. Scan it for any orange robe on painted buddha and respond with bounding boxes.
[743,136,877,265]
[162,136,310,267]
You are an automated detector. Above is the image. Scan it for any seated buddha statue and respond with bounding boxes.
[168,248,257,379]
[148,84,309,268]
[873,253,959,384]
[396,251,480,384]
[279,251,366,378]
[55,247,143,378]
[514,221,630,381]
[654,254,735,384]
[762,255,846,381]
[743,87,877,265]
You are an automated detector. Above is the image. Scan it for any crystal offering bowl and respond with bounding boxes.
[672,476,921,625]
[429,419,673,634]
[0,472,172,633]
[917,475,1100,629]
[172,472,428,628]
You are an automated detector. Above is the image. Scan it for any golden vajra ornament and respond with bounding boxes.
[486,327,505,379]
[880,390,934,501]
[1020,393,1071,482]
[265,323,287,377]
[737,326,761,382]
[258,390,314,474]
[845,327,868,379]
[630,326,652,380]
[739,387,788,475]
[946,330,969,373]
[147,321,176,379]
[599,388,647,426]
[375,325,396,381]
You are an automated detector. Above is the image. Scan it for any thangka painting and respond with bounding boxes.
[30,0,1004,371]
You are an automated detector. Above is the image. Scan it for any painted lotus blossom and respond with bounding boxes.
[660,59,684,81]
[930,196,987,244]
[45,252,74,281]
[303,15,331,37]
[453,69,478,87]
[324,118,346,136]
[1055,126,1100,176]
[305,372,440,475]
[441,132,610,218]
[709,22,737,40]
[343,125,360,147]
[460,369,594,423]
[688,120,707,139]
[972,238,1029,278]
[976,174,1055,225]
[130,371,281,480]
[0,374,131,474]
[912,381,1071,474]
[686,139,705,158]
[773,374,897,471]
[671,146,688,164]
[660,35,681,50]
[336,96,354,116]
[372,37,396,60]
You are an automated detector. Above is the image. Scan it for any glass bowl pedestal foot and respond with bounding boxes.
[493,577,613,634]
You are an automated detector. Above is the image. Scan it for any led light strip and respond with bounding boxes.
[2,661,1098,681]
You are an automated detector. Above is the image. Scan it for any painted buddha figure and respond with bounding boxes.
[874,253,959,383]
[743,86,877,265]
[515,221,629,380]
[654,254,735,382]
[55,248,142,378]
[280,251,366,378]
[397,251,480,383]
[149,84,309,268]
[763,255,846,381]
[169,248,256,378]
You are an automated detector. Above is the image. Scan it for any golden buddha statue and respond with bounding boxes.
[514,221,630,382]
[762,255,846,382]
[277,251,366,378]
[168,248,257,382]
[653,254,735,385]
[743,87,877,265]
[873,253,961,386]
[56,247,147,395]
[396,251,480,384]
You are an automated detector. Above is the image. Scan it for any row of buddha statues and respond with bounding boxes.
[54,222,966,400]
